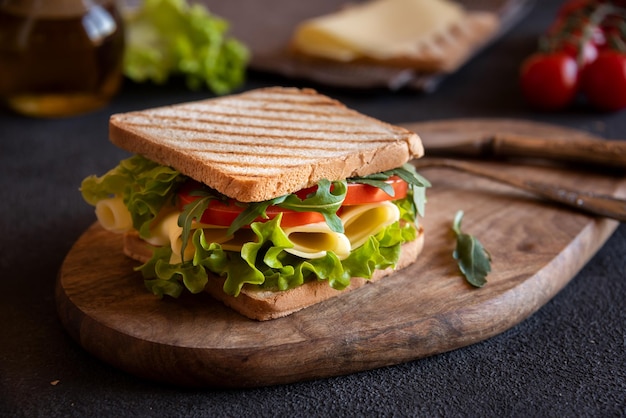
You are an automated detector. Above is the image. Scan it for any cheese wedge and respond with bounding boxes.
[291,0,465,62]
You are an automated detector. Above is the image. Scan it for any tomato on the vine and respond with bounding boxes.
[520,52,579,110]
[581,49,626,111]
[561,36,600,68]
[520,0,626,112]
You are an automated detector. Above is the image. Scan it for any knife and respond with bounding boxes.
[412,158,626,222]
[401,119,626,169]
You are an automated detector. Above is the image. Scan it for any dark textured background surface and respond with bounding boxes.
[1,0,625,416]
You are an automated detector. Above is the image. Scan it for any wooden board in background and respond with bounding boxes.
[56,120,625,388]
[201,0,535,90]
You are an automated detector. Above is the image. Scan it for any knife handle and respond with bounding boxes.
[492,134,626,169]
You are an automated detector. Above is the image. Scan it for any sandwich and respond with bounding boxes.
[80,87,429,320]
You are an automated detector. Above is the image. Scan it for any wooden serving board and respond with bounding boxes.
[56,120,626,388]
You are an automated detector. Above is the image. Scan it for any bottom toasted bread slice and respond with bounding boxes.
[123,227,424,320]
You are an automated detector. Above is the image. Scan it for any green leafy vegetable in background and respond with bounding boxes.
[452,210,491,287]
[122,0,249,94]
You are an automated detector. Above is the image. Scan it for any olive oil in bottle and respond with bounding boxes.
[0,0,125,117]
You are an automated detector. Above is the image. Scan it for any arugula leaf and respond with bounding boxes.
[354,164,431,188]
[349,177,395,195]
[176,185,231,262]
[122,0,249,94]
[226,179,347,235]
[351,164,430,217]
[226,196,287,236]
[280,179,347,233]
[177,196,212,262]
[452,211,491,287]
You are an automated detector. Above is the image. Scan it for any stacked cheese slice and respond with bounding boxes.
[95,196,401,264]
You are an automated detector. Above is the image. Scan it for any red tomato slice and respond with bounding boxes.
[177,183,326,227]
[195,199,326,228]
[343,176,408,205]
[178,176,409,228]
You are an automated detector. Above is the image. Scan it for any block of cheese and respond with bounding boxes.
[290,0,499,73]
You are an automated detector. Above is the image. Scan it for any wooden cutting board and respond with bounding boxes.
[56,119,625,388]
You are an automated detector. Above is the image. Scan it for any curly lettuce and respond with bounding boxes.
[80,155,187,238]
[80,155,429,299]
[122,0,249,94]
[139,208,418,299]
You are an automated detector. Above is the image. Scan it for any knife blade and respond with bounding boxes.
[401,119,626,169]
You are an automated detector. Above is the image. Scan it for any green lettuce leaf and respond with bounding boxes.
[80,155,187,238]
[123,0,249,94]
[139,212,418,299]
[81,156,428,300]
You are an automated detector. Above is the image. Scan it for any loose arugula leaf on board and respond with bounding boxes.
[452,211,491,287]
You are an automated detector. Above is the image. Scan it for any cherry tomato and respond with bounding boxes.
[553,26,603,68]
[561,38,599,68]
[581,50,626,111]
[520,52,580,110]
[178,177,409,227]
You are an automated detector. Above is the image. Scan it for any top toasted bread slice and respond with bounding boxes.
[109,87,423,202]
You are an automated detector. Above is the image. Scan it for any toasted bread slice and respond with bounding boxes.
[123,227,424,321]
[109,87,423,202]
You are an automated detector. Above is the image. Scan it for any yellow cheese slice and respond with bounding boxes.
[170,224,258,264]
[283,222,351,260]
[202,227,257,253]
[291,0,465,61]
[340,201,400,249]
[135,200,399,264]
[95,197,133,233]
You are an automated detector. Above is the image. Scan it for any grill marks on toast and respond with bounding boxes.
[115,90,404,175]
[109,87,422,201]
